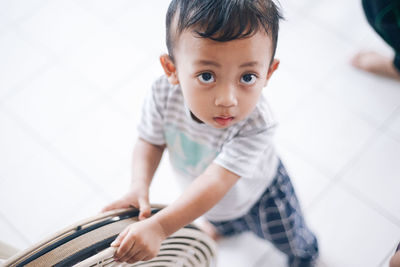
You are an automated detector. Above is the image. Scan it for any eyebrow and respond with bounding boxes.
[239,61,261,68]
[194,60,221,67]
[194,60,261,68]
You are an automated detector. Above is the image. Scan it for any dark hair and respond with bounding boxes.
[166,0,283,63]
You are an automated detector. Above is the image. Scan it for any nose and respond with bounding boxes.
[214,85,238,107]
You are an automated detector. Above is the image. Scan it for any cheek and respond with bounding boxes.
[180,81,208,108]
[188,90,209,110]
[239,89,262,112]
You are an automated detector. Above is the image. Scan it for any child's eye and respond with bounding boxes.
[198,72,215,84]
[241,74,257,85]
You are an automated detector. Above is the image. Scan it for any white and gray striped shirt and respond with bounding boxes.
[138,75,279,221]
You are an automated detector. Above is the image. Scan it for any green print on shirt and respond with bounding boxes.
[165,125,218,177]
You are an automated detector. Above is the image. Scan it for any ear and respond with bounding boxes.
[264,59,280,86]
[160,54,179,85]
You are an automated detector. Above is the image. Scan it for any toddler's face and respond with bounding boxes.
[161,30,279,129]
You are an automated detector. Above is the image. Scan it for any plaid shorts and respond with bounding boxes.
[209,161,319,267]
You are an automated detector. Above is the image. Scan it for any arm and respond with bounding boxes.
[112,163,240,263]
[153,163,240,237]
[131,137,165,189]
[102,137,164,220]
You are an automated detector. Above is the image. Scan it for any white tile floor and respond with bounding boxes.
[1,0,399,266]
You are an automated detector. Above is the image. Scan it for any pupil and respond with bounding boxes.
[202,73,212,81]
[243,74,252,82]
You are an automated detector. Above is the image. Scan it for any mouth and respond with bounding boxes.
[213,116,234,126]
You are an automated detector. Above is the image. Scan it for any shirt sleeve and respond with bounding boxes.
[213,105,277,178]
[137,76,168,145]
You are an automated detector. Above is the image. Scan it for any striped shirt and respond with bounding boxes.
[138,75,279,221]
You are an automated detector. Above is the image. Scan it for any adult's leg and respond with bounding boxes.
[352,0,400,79]
[390,243,400,267]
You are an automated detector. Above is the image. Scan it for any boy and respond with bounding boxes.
[103,0,319,266]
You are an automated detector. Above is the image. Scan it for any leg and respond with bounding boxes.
[352,0,400,80]
[208,216,249,237]
[208,162,318,266]
[351,51,400,80]
[195,218,221,241]
[247,162,319,267]
[390,243,400,267]
[395,53,400,72]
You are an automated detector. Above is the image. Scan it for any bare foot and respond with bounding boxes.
[196,220,221,241]
[351,51,400,81]
[391,252,400,267]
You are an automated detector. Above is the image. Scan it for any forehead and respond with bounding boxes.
[174,30,274,65]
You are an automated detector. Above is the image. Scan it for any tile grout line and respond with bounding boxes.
[0,106,112,202]
[0,52,136,150]
[285,99,400,213]
[308,104,400,216]
[70,0,123,25]
[321,85,398,131]
[10,5,156,97]
[379,106,400,143]
[0,0,51,35]
[305,127,384,212]
[341,180,400,226]
[378,243,398,267]
[0,60,56,106]
[0,210,31,248]
[286,0,359,47]
[13,22,61,61]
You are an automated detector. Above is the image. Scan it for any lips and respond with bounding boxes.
[213,116,234,126]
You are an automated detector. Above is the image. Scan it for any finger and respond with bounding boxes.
[102,203,118,212]
[126,249,144,264]
[138,198,151,220]
[102,201,130,212]
[131,247,158,263]
[111,227,129,247]
[116,238,136,263]
[114,237,134,262]
[142,254,154,261]
[142,249,158,262]
[142,254,155,262]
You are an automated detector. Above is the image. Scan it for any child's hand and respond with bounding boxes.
[111,218,166,263]
[102,186,151,220]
